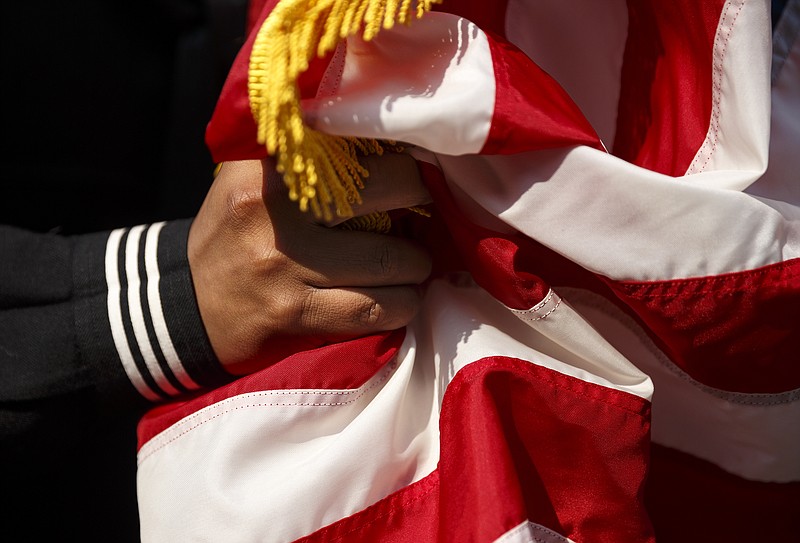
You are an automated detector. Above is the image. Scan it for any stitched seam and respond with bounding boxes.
[688,0,746,174]
[494,521,571,543]
[616,284,786,298]
[615,259,799,296]
[510,290,562,322]
[529,523,571,543]
[317,42,347,98]
[139,360,398,462]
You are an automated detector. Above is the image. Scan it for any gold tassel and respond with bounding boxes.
[338,211,393,233]
[248,0,441,226]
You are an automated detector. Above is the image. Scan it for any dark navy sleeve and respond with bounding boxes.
[0,219,230,413]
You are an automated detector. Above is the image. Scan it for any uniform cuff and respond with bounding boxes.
[73,219,230,406]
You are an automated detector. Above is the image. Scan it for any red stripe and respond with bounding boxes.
[481,32,604,155]
[438,357,653,543]
[205,5,268,164]
[415,162,551,310]
[207,0,327,162]
[137,330,404,449]
[611,259,800,393]
[296,357,653,542]
[294,471,441,543]
[612,0,726,175]
[245,0,272,35]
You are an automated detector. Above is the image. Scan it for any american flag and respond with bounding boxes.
[136,0,800,541]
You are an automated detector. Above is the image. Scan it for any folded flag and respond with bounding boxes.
[137,0,800,541]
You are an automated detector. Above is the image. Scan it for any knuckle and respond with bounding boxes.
[374,242,398,278]
[223,189,284,267]
[358,289,420,330]
[260,243,288,271]
[295,287,326,330]
[224,188,264,227]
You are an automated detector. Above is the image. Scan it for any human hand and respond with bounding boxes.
[187,154,432,375]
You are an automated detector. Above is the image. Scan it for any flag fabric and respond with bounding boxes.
[136,0,800,541]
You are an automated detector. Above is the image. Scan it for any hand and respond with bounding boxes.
[187,154,432,375]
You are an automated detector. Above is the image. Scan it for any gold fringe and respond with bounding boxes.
[406,205,431,217]
[339,211,393,233]
[248,0,440,224]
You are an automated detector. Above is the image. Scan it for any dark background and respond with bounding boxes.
[1,1,247,540]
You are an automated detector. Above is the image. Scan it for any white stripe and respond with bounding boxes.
[138,333,439,543]
[493,520,575,543]
[437,146,800,282]
[105,228,160,401]
[144,222,199,391]
[125,225,180,397]
[422,277,652,401]
[506,0,771,186]
[306,12,494,155]
[685,0,771,180]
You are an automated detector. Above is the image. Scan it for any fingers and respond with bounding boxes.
[284,226,432,288]
[324,153,432,226]
[266,152,431,227]
[299,285,423,337]
[267,151,433,288]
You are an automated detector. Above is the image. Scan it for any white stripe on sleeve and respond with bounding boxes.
[105,228,161,401]
[144,222,200,391]
[126,225,180,397]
